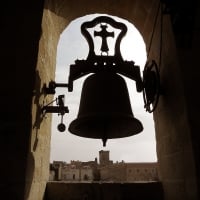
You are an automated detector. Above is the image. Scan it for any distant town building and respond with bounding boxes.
[100,162,158,182]
[50,161,66,181]
[49,151,159,182]
[99,150,113,166]
[61,164,80,181]
[50,158,99,181]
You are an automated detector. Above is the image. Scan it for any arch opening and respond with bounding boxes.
[50,14,157,164]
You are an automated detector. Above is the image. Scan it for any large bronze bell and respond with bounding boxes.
[68,72,143,146]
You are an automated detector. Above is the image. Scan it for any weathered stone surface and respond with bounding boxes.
[45,182,164,200]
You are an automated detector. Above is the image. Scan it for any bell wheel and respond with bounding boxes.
[143,60,160,113]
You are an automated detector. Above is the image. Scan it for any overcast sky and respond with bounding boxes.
[50,14,157,163]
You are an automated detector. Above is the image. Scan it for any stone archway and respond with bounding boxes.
[27,0,198,199]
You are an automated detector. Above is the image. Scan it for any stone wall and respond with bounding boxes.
[24,6,66,200]
[153,14,199,200]
[45,182,164,200]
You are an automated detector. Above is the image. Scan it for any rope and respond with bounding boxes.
[147,1,161,59]
[158,3,164,72]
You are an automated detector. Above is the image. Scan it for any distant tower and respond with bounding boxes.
[99,150,110,166]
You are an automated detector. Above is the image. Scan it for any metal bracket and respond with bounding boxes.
[42,95,69,114]
[43,81,69,94]
[41,95,69,132]
[42,105,69,115]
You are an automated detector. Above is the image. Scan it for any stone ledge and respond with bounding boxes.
[45,181,163,200]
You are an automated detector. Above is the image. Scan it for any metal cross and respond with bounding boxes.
[94,24,114,54]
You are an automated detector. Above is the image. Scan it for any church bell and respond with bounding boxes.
[68,72,143,146]
[43,16,160,147]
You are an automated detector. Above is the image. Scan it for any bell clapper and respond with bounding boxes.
[57,114,66,132]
